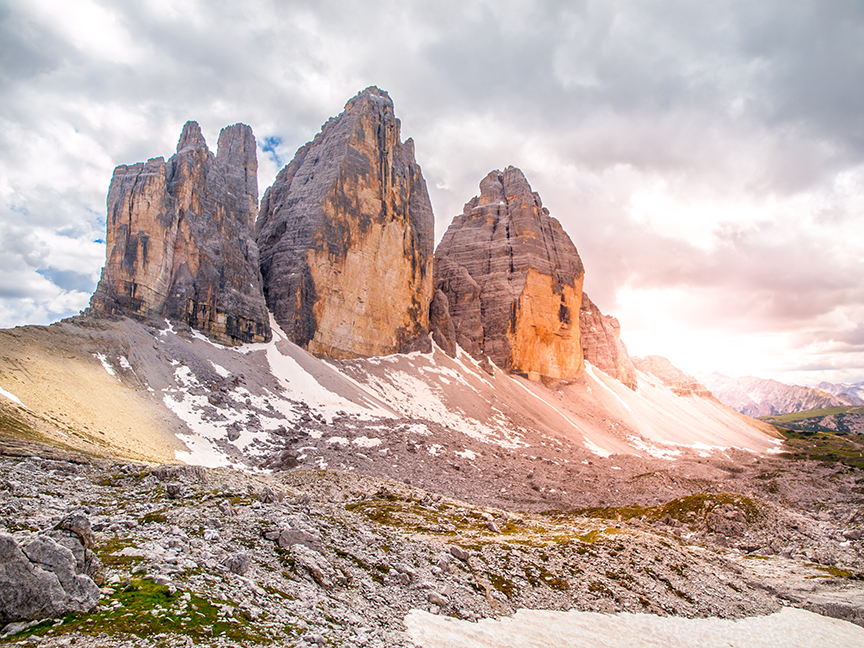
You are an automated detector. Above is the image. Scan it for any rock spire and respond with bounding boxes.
[433,167,585,381]
[89,121,270,345]
[256,87,434,358]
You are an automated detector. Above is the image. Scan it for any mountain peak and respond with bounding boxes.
[255,87,433,358]
[433,168,584,381]
[176,120,207,152]
[89,120,270,345]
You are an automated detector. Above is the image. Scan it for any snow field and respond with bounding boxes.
[404,607,864,648]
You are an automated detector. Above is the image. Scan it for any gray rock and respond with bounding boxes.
[277,529,318,549]
[0,534,99,624]
[258,486,284,503]
[89,121,270,345]
[292,545,333,587]
[448,545,469,561]
[256,87,434,358]
[224,552,250,576]
[427,591,448,606]
[203,529,220,542]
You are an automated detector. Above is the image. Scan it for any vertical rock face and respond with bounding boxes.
[256,87,434,359]
[433,167,585,381]
[89,121,270,345]
[580,293,638,390]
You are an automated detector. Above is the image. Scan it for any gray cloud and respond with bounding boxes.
[2,0,864,383]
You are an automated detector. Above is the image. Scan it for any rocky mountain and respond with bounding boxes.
[580,293,638,390]
[698,372,861,418]
[761,406,864,435]
[89,122,270,346]
[816,381,864,405]
[256,87,434,359]
[634,356,714,398]
[4,87,864,645]
[432,167,585,381]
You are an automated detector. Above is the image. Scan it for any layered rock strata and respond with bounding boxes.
[256,87,434,358]
[433,167,585,381]
[90,121,270,345]
[633,355,714,398]
[580,293,638,390]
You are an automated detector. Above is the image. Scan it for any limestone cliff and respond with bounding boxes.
[89,121,270,345]
[580,293,638,390]
[433,167,585,381]
[633,355,714,398]
[256,87,434,359]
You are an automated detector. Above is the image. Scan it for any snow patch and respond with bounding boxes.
[93,353,116,377]
[404,606,864,648]
[159,319,175,337]
[455,448,477,460]
[118,356,132,371]
[352,436,382,448]
[210,361,230,378]
[627,436,681,461]
[191,328,228,349]
[0,386,26,408]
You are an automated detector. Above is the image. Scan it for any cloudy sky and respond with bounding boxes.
[2,0,864,386]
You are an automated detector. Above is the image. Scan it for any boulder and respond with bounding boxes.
[90,121,270,345]
[47,513,103,584]
[433,167,585,381]
[224,552,250,576]
[0,534,99,624]
[256,87,434,358]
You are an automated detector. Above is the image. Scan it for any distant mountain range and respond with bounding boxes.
[697,372,864,418]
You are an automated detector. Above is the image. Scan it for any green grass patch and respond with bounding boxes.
[2,579,271,643]
[142,510,168,525]
[809,564,861,579]
[488,573,517,599]
[0,406,39,441]
[776,428,864,469]
[95,537,140,567]
[553,493,761,529]
[761,406,864,424]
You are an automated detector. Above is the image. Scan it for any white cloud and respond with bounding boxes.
[2,0,864,385]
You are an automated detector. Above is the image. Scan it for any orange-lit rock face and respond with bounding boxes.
[509,269,584,381]
[256,87,434,358]
[434,167,585,381]
[90,122,270,345]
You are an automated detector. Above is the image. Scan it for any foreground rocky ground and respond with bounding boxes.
[1,438,864,647]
